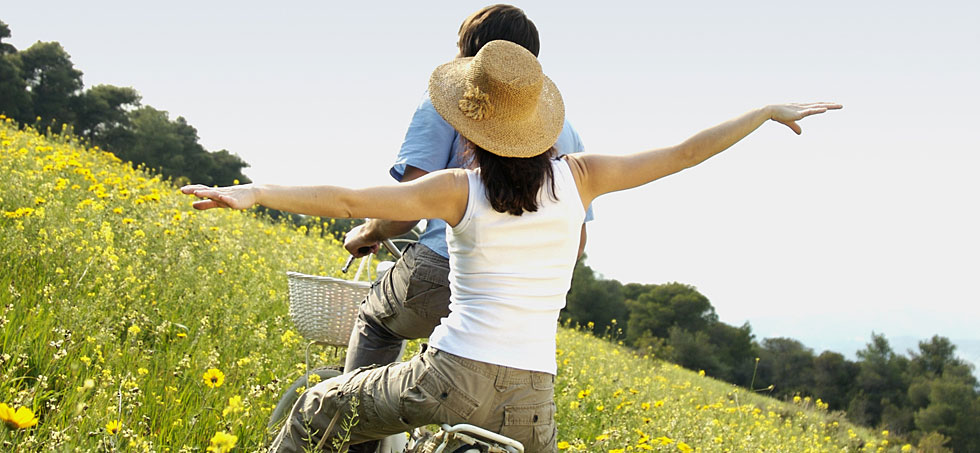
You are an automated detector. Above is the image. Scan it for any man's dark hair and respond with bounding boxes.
[463,140,557,216]
[457,4,540,58]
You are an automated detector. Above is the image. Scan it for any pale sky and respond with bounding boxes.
[5,1,979,364]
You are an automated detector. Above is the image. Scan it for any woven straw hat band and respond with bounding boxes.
[429,40,564,158]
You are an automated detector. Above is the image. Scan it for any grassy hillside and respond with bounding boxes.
[0,118,905,451]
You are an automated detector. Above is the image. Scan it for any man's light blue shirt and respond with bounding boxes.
[391,93,594,258]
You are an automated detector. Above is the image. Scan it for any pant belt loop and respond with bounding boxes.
[494,364,507,391]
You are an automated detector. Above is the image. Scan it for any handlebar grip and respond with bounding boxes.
[341,254,355,273]
[342,242,401,273]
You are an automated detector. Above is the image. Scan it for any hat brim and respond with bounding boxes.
[428,57,565,158]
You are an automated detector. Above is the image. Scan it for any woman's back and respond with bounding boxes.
[428,158,585,374]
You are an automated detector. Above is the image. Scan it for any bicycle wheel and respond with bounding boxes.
[267,366,343,430]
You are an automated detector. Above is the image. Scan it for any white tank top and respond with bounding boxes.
[428,158,585,374]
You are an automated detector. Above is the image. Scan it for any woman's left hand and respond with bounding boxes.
[181,184,258,210]
[768,102,843,135]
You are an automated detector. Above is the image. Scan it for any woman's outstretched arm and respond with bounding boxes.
[567,103,842,207]
[180,168,470,226]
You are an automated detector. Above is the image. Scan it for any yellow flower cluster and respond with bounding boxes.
[207,430,238,452]
[0,120,352,449]
[552,326,907,452]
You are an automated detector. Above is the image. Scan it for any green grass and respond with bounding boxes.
[0,118,907,452]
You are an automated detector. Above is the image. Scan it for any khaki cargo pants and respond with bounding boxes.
[345,243,452,372]
[269,346,558,453]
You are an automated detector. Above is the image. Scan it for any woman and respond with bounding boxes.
[183,40,840,452]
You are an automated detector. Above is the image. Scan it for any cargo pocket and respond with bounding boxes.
[364,274,396,319]
[499,400,557,451]
[404,256,450,320]
[531,373,555,391]
[399,366,479,425]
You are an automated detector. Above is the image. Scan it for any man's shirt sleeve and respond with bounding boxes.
[390,94,457,181]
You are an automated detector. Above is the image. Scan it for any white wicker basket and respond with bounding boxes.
[286,271,371,346]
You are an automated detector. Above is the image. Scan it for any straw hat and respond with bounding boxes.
[428,40,564,158]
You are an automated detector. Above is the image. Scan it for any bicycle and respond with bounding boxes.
[268,237,525,453]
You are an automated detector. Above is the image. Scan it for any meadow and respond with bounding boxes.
[0,117,908,451]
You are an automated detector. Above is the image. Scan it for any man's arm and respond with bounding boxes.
[344,166,430,257]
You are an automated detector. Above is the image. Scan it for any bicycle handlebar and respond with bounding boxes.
[341,238,403,273]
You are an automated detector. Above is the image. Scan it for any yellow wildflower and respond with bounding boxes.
[207,431,238,453]
[203,368,225,388]
[106,419,122,435]
[0,403,39,429]
[222,395,244,417]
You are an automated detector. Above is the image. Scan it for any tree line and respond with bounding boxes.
[563,258,980,452]
[0,20,249,187]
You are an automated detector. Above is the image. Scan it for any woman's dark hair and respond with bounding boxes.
[463,140,557,216]
[457,4,540,58]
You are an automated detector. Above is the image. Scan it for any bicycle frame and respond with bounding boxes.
[422,424,525,453]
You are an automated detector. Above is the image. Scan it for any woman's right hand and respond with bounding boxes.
[180,184,259,211]
[768,102,843,135]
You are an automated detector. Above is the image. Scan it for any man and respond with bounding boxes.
[342,4,593,379]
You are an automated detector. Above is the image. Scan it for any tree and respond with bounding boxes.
[625,282,716,346]
[908,336,974,381]
[906,337,980,451]
[208,149,252,186]
[756,337,816,398]
[913,373,980,452]
[850,333,911,431]
[706,322,757,385]
[0,20,16,55]
[71,84,141,143]
[667,326,724,377]
[19,41,83,124]
[812,350,860,410]
[563,258,628,337]
[1,21,253,189]
[0,21,31,122]
[108,106,222,185]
